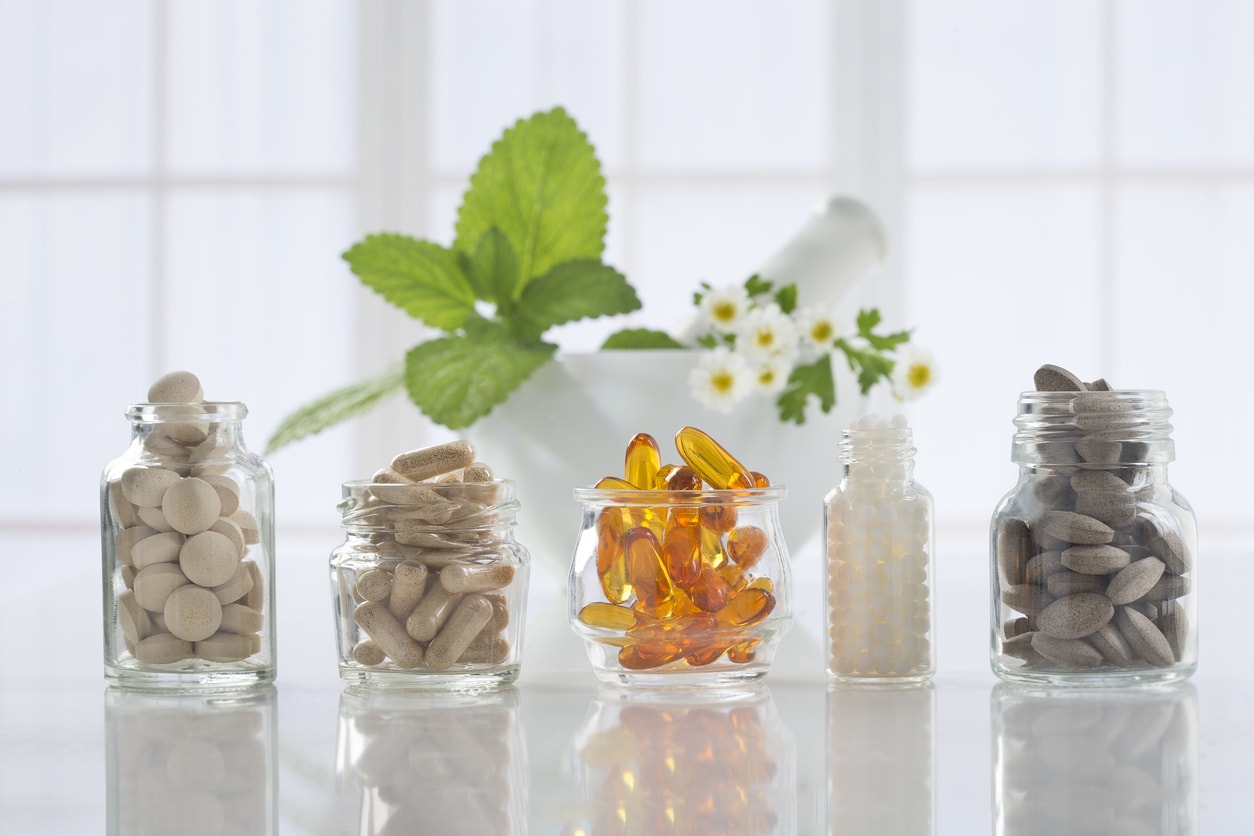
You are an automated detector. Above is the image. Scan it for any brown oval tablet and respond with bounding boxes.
[1037,510,1114,545]
[1003,584,1053,616]
[1045,570,1106,597]
[1062,544,1131,575]
[1031,633,1103,668]
[1037,592,1115,639]
[1034,364,1085,392]
[1105,557,1166,605]
[1088,623,1133,665]
[1116,606,1174,667]
[997,519,1032,585]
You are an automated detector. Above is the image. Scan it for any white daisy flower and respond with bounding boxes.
[697,284,752,334]
[752,356,794,395]
[734,303,798,363]
[689,347,753,413]
[891,346,939,401]
[795,305,841,353]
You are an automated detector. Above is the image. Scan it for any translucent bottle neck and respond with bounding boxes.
[839,426,917,485]
[1011,390,1174,466]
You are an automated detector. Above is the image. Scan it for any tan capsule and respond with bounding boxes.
[458,636,510,665]
[425,595,494,669]
[440,563,515,594]
[354,600,425,668]
[148,370,204,403]
[390,440,476,482]
[405,584,463,642]
[371,468,412,484]
[353,640,387,666]
[355,568,393,602]
[387,561,429,620]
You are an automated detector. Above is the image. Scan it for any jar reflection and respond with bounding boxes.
[569,684,796,835]
[993,682,1197,835]
[827,683,935,834]
[336,686,525,835]
[106,685,276,835]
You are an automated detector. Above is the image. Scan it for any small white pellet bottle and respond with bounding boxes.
[824,413,935,684]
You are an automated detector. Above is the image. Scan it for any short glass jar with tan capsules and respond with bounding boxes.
[991,374,1197,686]
[100,371,276,691]
[329,442,530,689]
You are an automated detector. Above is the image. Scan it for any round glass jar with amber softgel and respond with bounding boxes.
[330,477,529,690]
[569,427,792,686]
[991,385,1197,686]
[100,372,276,691]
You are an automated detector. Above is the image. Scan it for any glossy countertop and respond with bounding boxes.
[2,530,1251,834]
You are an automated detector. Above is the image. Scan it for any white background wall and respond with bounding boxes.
[2,0,1251,586]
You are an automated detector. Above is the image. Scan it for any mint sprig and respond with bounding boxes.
[268,107,640,448]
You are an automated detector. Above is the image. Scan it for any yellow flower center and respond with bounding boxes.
[754,329,775,349]
[810,321,833,342]
[908,363,932,389]
[711,371,736,395]
[758,368,776,386]
[712,301,737,324]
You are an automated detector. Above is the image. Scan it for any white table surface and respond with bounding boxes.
[3,530,1250,834]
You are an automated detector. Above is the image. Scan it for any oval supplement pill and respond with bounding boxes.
[162,477,222,535]
[164,585,224,642]
[425,595,494,669]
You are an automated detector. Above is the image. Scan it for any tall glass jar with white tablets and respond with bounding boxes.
[100,392,276,691]
[329,479,530,689]
[824,414,935,684]
[990,389,1197,686]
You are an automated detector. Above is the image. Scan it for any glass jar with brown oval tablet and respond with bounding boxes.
[329,479,530,689]
[990,390,1197,686]
[569,485,793,687]
[101,401,276,691]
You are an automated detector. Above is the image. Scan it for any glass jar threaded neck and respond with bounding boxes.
[1011,389,1174,466]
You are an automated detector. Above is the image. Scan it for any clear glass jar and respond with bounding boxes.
[100,402,276,690]
[828,683,935,833]
[993,682,1197,834]
[824,416,935,684]
[106,684,277,836]
[336,686,525,835]
[991,390,1197,685]
[571,684,796,833]
[330,479,530,689]
[569,485,793,687]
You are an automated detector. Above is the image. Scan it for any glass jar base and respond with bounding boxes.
[338,665,520,692]
[993,661,1196,689]
[827,672,934,689]
[590,664,770,690]
[105,663,274,693]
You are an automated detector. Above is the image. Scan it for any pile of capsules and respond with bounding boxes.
[336,441,519,673]
[576,426,779,671]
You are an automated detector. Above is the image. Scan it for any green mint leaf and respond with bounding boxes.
[837,338,896,394]
[404,328,556,429]
[693,280,713,306]
[774,283,798,314]
[744,273,773,298]
[696,334,720,349]
[466,227,519,307]
[512,259,641,340]
[265,365,405,453]
[344,234,476,331]
[601,328,685,349]
[455,107,607,289]
[865,328,912,351]
[776,357,836,425]
[856,308,883,337]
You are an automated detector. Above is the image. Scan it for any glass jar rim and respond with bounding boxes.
[341,477,514,492]
[572,485,787,506]
[126,402,248,421]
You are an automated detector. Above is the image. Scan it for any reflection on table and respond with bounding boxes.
[566,684,796,835]
[105,685,277,836]
[827,683,935,835]
[993,682,1197,835]
[335,686,525,835]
